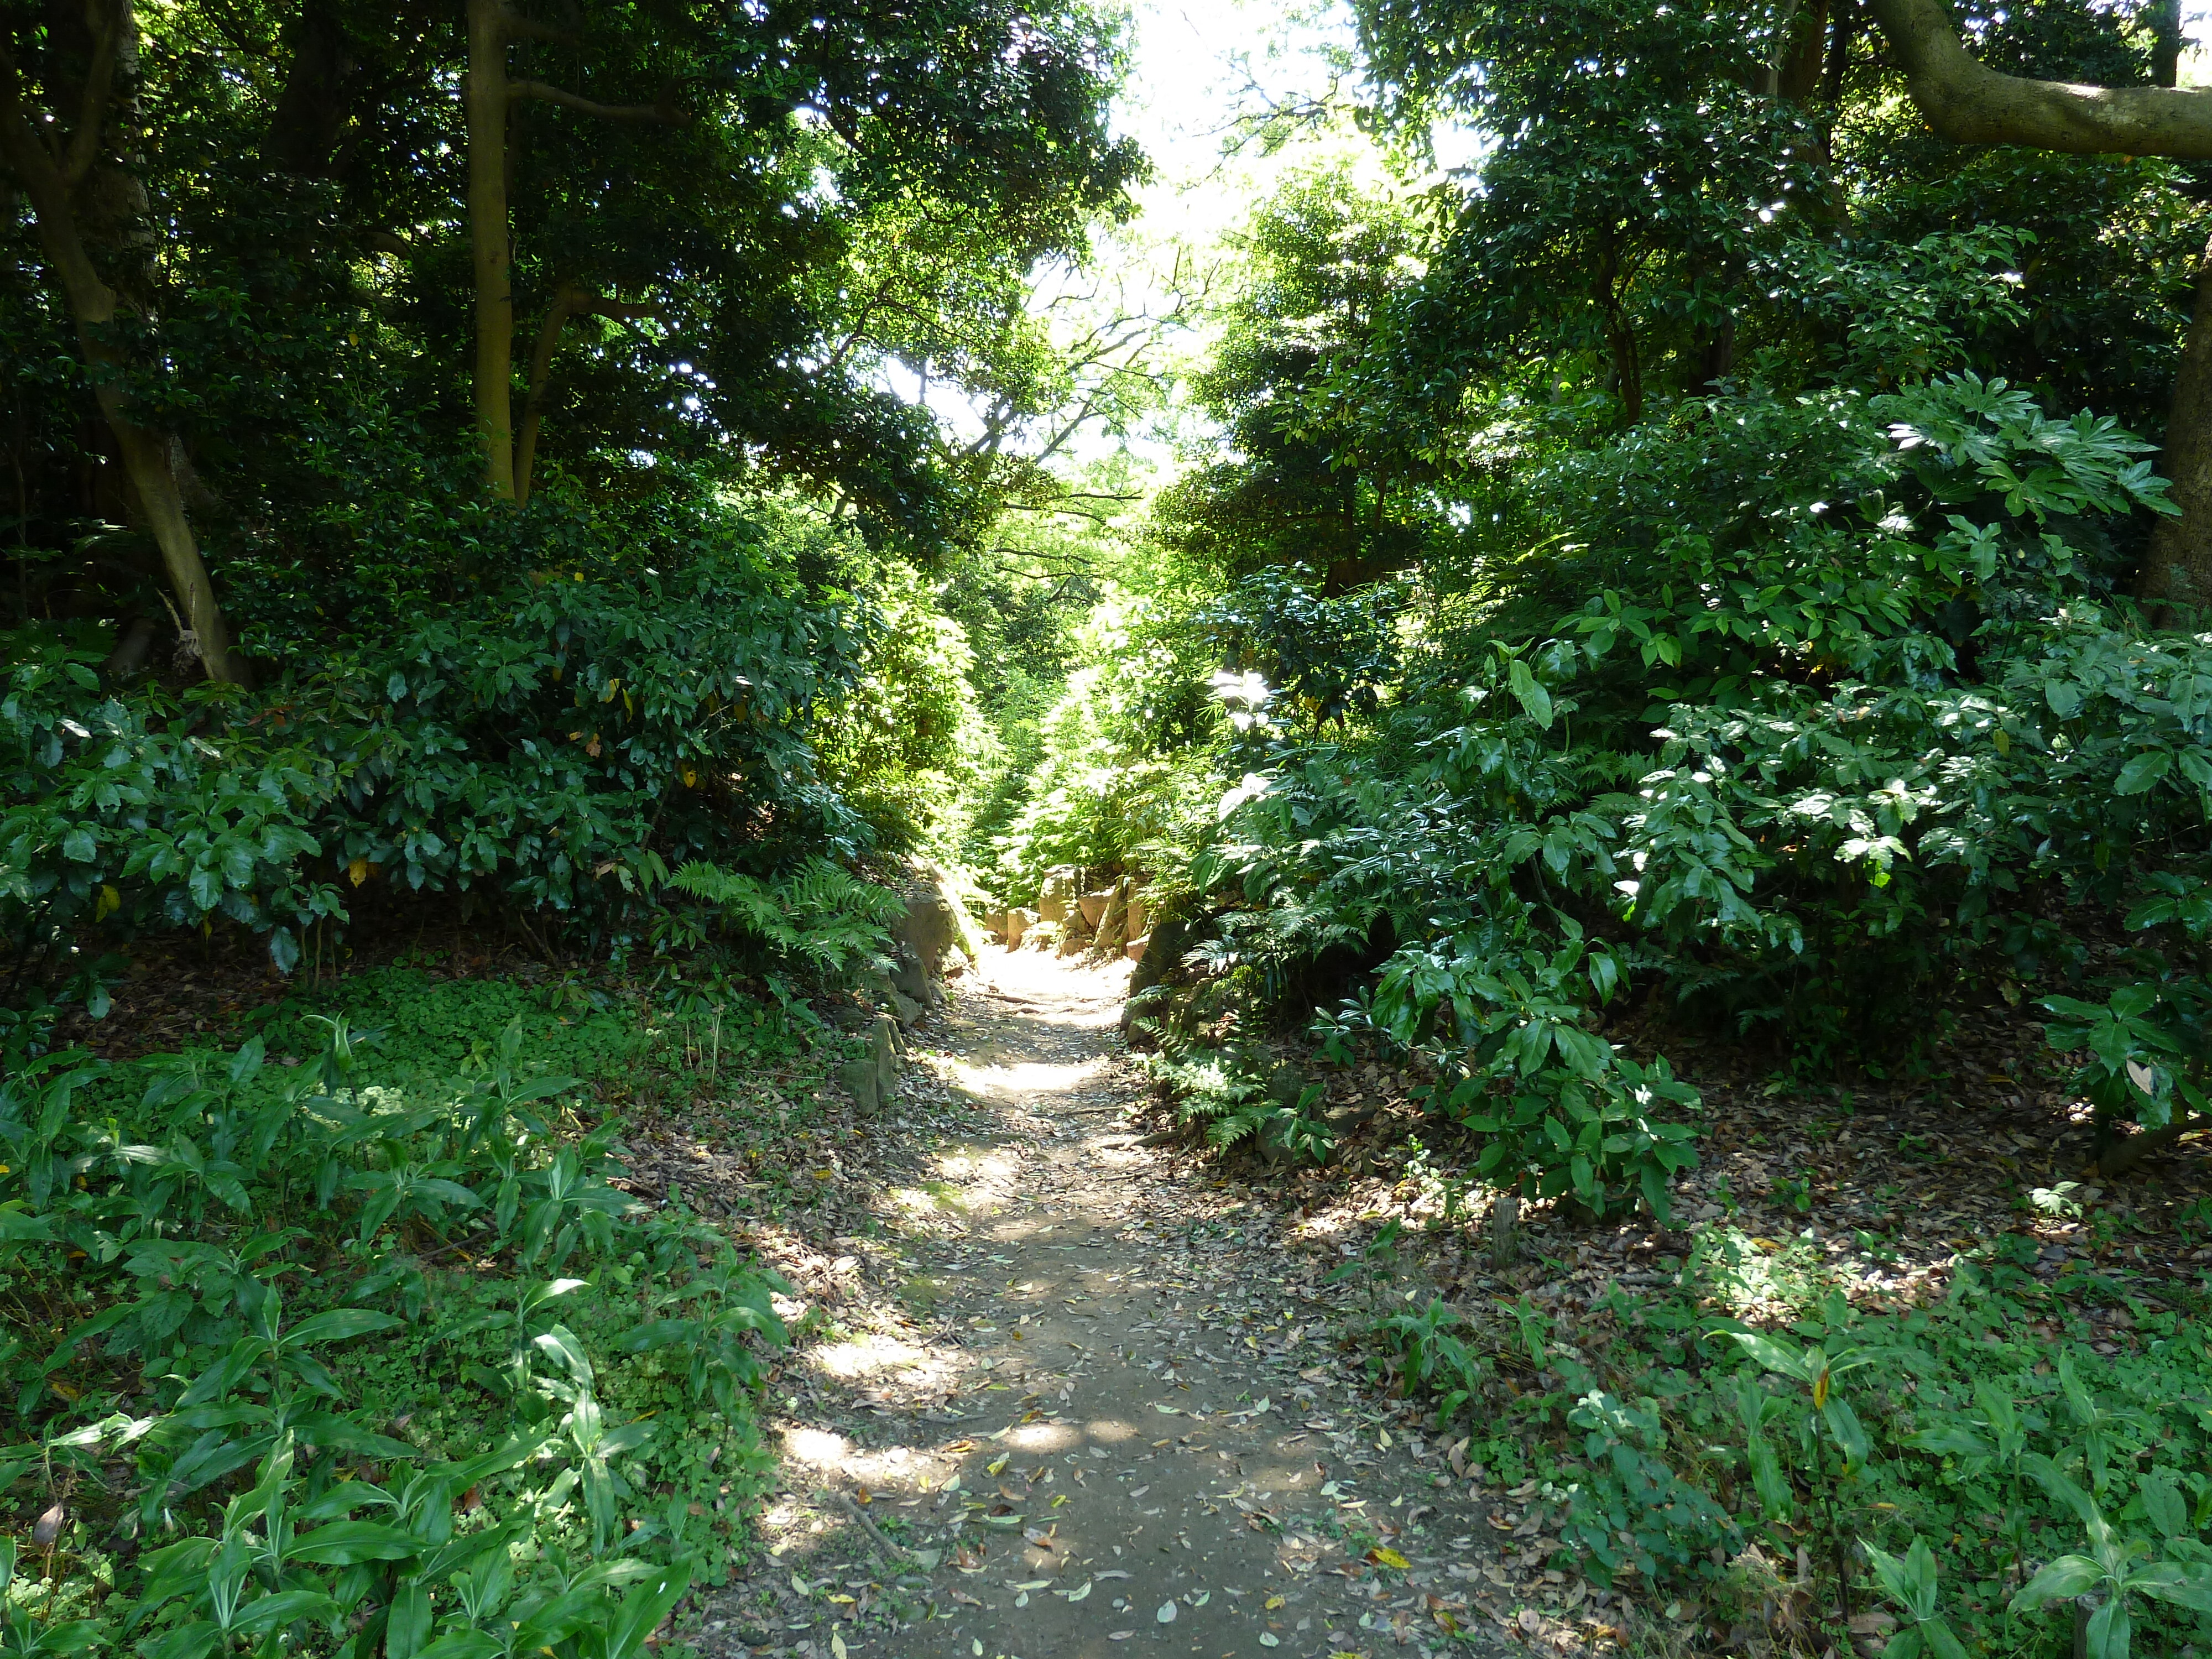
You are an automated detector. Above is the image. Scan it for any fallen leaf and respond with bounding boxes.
[1260,1636,1280,1649]
[1108,1632,1134,1642]
[1063,1581,1093,1602]
[830,1633,848,1659]
[987,1454,1010,1475]
[791,1574,811,1597]
[1369,1547,1411,1571]
[1157,1602,1177,1625]
[1265,1597,1285,1611]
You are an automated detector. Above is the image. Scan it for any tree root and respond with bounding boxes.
[2095,1110,2210,1177]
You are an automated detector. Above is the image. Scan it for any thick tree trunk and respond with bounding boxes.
[0,12,248,684]
[465,0,518,502]
[2136,240,2212,621]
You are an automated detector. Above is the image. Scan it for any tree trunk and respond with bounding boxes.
[465,0,518,502]
[1778,0,1832,101]
[2151,0,2184,90]
[2136,238,2212,621]
[0,10,248,684]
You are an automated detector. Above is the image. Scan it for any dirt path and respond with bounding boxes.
[696,949,1516,1659]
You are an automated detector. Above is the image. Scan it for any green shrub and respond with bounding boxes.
[2,512,873,1003]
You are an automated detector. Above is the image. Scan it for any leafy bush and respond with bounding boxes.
[1141,372,2211,1201]
[3,510,876,1002]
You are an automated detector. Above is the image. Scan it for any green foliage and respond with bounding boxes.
[0,999,787,1659]
[1136,1032,1334,1164]
[988,594,1223,902]
[812,560,995,860]
[662,858,904,977]
[1364,1232,2212,1658]
[3,509,882,995]
[2010,1460,2212,1659]
[1862,1537,1971,1659]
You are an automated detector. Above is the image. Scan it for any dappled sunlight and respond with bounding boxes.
[805,1331,937,1382]
[943,1055,1107,1100]
[777,1426,953,1496]
[971,945,1132,1031]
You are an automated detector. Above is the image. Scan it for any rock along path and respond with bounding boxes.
[702,948,1512,1659]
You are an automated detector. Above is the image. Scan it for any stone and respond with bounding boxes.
[1005,907,1037,948]
[1096,879,1129,951]
[1077,890,1110,930]
[890,945,941,1015]
[838,1016,902,1114]
[836,1056,879,1114]
[1038,866,1079,925]
[893,884,962,973]
[1129,905,1194,998]
[1125,895,1148,940]
[1125,932,1147,961]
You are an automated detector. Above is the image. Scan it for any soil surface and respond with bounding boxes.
[706,949,1525,1659]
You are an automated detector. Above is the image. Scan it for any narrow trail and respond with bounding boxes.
[703,950,1513,1659]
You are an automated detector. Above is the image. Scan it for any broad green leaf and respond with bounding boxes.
[286,1308,405,1347]
[2114,750,2172,796]
[233,1590,338,1636]
[1508,659,1553,729]
[2131,1562,2212,1613]
[287,1521,422,1566]
[604,1562,693,1659]
[2010,1554,2103,1611]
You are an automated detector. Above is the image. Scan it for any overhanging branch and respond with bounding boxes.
[1869,0,2212,156]
[509,80,690,125]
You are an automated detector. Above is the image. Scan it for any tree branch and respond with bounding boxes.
[516,283,660,505]
[62,0,123,189]
[501,13,579,45]
[1868,0,2212,156]
[508,80,690,125]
